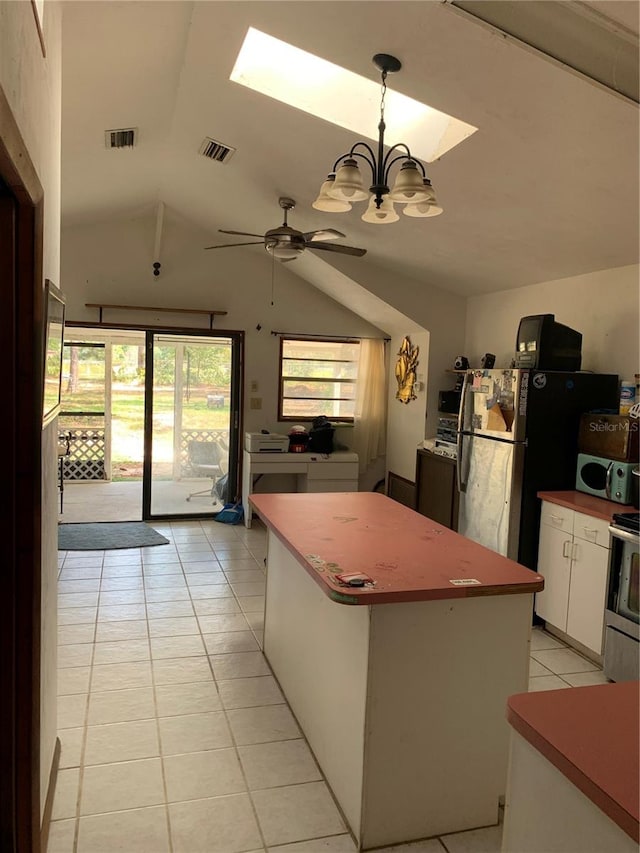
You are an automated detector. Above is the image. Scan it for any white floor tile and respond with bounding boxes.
[88,687,156,725]
[57,666,91,696]
[268,838,357,853]
[58,643,93,668]
[528,658,552,677]
[59,727,84,769]
[164,748,246,802]
[155,681,222,717]
[188,583,235,599]
[193,597,241,615]
[59,566,102,580]
[84,718,159,765]
[51,768,80,820]
[237,595,265,613]
[217,676,284,709]
[98,603,147,621]
[144,587,191,602]
[169,793,262,853]
[203,631,259,655]
[440,822,503,852]
[58,607,97,625]
[146,600,195,618]
[100,576,145,591]
[77,805,170,853]
[142,563,183,576]
[59,592,100,609]
[209,651,271,680]
[227,704,301,745]
[95,619,148,642]
[58,694,88,729]
[91,660,153,691]
[150,634,206,659]
[230,581,266,597]
[197,613,251,634]
[80,758,165,815]
[530,647,599,674]
[528,675,571,692]
[185,571,227,586]
[158,711,232,755]
[99,589,146,605]
[58,579,101,595]
[148,616,200,637]
[58,624,95,646]
[252,781,346,847]
[239,738,321,789]
[561,670,610,687]
[379,840,455,852]
[92,638,150,665]
[47,819,77,853]
[152,656,213,685]
[144,575,187,590]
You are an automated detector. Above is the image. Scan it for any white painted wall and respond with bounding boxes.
[0,0,62,820]
[386,332,430,482]
[61,206,384,452]
[464,265,640,380]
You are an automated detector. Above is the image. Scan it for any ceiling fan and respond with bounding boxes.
[205,197,367,262]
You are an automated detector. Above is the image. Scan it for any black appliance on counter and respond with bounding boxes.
[604,512,639,682]
[456,368,619,569]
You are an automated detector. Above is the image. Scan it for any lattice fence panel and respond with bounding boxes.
[60,429,106,481]
[181,429,229,477]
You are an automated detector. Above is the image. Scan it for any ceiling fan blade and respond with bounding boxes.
[302,229,346,242]
[307,242,367,257]
[204,241,264,250]
[218,229,264,238]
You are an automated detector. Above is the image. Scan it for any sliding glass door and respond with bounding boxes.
[143,331,241,519]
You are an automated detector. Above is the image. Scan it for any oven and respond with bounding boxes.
[604,513,639,683]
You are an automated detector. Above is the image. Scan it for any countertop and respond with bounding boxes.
[537,490,635,521]
[507,682,639,842]
[249,492,543,605]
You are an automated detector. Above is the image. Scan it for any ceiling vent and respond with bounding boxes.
[199,137,236,164]
[105,128,137,149]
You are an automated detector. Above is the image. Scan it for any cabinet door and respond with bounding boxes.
[566,540,609,655]
[535,523,572,631]
[416,451,457,529]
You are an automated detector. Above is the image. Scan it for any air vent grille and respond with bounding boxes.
[105,128,137,149]
[199,137,236,163]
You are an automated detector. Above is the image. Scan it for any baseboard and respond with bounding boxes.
[40,736,61,853]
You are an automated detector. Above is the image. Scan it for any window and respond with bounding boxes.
[278,337,360,422]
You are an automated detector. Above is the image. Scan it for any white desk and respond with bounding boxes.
[242,450,359,528]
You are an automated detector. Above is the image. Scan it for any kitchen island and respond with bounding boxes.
[250,492,543,850]
[503,682,639,852]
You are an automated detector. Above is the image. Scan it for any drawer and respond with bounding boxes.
[540,501,574,533]
[251,461,307,474]
[306,462,359,480]
[573,511,611,548]
[305,479,359,493]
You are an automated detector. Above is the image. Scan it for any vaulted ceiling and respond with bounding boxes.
[61,1,639,296]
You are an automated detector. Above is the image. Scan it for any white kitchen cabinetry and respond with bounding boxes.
[536,502,610,655]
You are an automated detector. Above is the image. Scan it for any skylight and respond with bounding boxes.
[230,28,477,163]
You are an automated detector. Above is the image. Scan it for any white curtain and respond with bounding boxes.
[352,338,387,473]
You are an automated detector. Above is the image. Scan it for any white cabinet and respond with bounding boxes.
[536,502,610,655]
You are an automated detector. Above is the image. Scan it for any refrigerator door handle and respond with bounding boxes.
[456,431,466,493]
[457,371,470,434]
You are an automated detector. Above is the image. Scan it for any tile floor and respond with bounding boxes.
[50,519,608,853]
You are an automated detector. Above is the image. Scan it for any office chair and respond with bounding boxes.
[185,440,226,503]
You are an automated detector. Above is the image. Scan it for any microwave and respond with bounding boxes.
[575,453,635,504]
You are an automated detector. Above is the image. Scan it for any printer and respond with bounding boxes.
[245,432,289,453]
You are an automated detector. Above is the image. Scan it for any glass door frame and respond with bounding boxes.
[142,327,243,521]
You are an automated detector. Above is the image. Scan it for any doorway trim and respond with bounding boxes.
[0,84,44,851]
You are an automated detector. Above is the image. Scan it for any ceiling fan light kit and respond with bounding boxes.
[205,197,366,260]
[312,53,444,224]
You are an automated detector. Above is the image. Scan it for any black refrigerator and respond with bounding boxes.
[456,369,619,569]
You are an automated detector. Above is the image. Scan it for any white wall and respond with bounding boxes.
[464,265,640,379]
[0,0,62,820]
[61,206,384,451]
[386,331,430,482]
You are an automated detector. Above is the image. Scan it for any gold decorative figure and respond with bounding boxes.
[395,336,419,404]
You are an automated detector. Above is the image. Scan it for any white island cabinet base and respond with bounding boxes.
[503,733,637,853]
[264,533,534,850]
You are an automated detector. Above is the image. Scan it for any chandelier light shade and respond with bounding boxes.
[312,53,443,225]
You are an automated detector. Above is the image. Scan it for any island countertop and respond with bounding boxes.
[507,682,640,843]
[250,492,543,604]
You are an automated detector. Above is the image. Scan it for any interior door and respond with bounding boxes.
[144,331,241,519]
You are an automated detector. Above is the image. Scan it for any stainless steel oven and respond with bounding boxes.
[604,513,639,682]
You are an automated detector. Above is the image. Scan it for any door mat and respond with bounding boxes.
[58,522,170,551]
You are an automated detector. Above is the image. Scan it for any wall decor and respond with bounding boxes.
[395,336,419,404]
[42,280,65,427]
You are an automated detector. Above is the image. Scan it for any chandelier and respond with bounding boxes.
[312,54,443,224]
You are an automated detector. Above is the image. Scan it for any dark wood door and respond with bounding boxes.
[415,450,459,530]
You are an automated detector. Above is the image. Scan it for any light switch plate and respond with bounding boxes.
[250,397,262,410]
